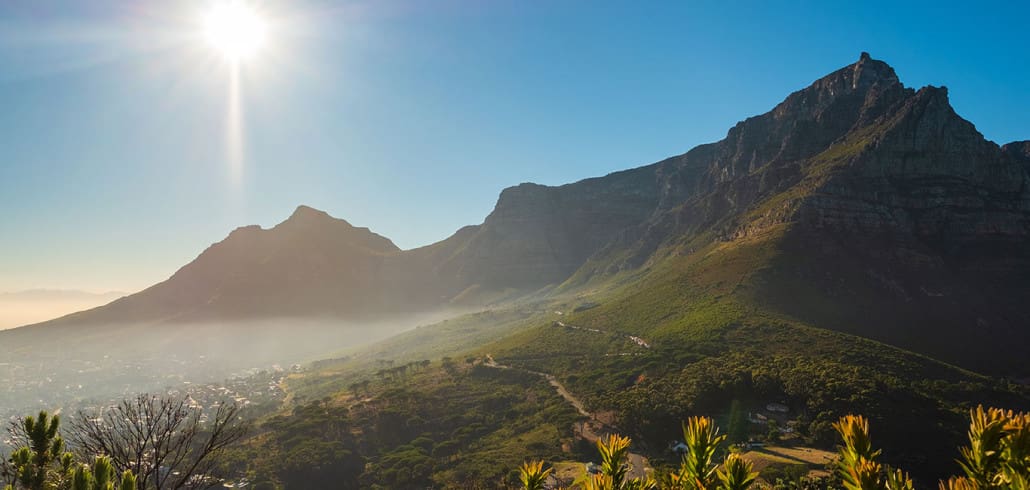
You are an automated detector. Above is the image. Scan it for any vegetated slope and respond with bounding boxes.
[217,53,1030,487]
[225,360,584,489]
[485,229,1030,483]
[567,52,1030,376]
[478,53,1030,479]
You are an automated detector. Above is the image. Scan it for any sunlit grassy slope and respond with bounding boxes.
[273,224,1026,484]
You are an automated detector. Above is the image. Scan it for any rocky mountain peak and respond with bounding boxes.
[1003,140,1030,166]
[772,52,903,121]
[688,53,910,191]
[850,51,899,90]
[274,205,399,253]
[284,204,340,225]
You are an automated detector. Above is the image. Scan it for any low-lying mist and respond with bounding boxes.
[0,308,472,419]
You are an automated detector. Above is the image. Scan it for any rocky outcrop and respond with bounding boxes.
[601,53,924,262]
[605,54,1030,266]
[1003,140,1030,172]
[797,86,1030,254]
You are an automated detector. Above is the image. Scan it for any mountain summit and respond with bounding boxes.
[8,54,1028,374]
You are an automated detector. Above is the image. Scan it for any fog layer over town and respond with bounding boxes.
[0,309,468,427]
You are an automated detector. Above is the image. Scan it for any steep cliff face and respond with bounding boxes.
[726,67,1030,374]
[796,87,1030,246]
[1003,140,1030,173]
[554,54,1030,374]
[590,55,910,260]
[602,54,1028,266]
[433,166,661,289]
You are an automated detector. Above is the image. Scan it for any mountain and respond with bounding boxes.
[20,205,403,326]
[575,52,1030,375]
[6,53,1028,376]
[469,52,1028,376]
[5,53,1030,484]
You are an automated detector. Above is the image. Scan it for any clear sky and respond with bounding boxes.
[1,0,1027,294]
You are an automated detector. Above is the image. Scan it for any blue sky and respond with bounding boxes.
[0,0,1027,293]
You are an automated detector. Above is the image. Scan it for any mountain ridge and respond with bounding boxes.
[7,53,1028,376]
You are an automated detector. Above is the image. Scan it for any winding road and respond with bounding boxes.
[483,355,651,480]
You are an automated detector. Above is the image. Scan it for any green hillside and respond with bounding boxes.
[231,227,1026,487]
[227,52,1030,485]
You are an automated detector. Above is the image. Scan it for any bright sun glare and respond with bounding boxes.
[204,1,267,62]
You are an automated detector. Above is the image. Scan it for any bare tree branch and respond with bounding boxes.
[68,393,249,490]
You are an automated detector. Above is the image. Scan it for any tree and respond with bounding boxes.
[68,394,248,490]
[726,400,748,444]
[767,420,781,443]
[70,456,137,490]
[2,411,74,490]
[2,412,137,490]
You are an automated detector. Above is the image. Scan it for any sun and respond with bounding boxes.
[204,1,267,62]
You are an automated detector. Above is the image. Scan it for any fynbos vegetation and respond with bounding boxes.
[520,407,1029,490]
[2,412,137,490]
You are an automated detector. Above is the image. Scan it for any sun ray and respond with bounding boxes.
[226,64,244,189]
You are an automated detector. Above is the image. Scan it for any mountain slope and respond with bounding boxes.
[7,53,1028,377]
[35,205,406,326]
[558,53,1030,375]
[277,53,1030,482]
[6,52,1030,485]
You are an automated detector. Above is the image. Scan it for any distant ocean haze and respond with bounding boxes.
[0,290,125,329]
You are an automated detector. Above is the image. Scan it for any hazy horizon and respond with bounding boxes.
[0,289,127,330]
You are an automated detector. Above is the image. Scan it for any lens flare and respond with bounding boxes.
[204,1,267,62]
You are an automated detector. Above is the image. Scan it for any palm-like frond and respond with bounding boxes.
[938,476,981,490]
[597,434,633,488]
[716,454,757,490]
[957,406,1009,486]
[1001,410,1030,487]
[677,416,727,489]
[519,460,552,490]
[883,467,915,490]
[834,415,880,467]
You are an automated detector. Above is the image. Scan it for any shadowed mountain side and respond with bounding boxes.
[421,166,662,289]
[7,171,664,331]
[560,53,1030,374]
